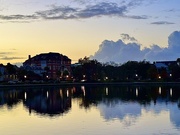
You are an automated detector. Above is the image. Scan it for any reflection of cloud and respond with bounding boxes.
[98,101,141,126]
[92,31,180,63]
[98,99,180,129]
[144,101,180,129]
[143,102,169,114]
[170,104,180,129]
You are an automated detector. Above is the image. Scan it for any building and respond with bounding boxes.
[154,61,177,68]
[23,52,71,79]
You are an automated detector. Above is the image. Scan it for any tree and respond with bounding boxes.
[63,70,69,76]
[147,65,158,80]
[56,70,61,77]
[6,63,17,75]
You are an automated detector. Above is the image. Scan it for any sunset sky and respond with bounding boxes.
[0,0,180,66]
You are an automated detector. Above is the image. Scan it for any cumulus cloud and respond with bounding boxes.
[121,33,137,42]
[0,1,148,22]
[91,31,180,63]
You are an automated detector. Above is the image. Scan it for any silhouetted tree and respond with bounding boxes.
[6,63,17,75]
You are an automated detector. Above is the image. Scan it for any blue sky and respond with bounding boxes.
[0,0,180,65]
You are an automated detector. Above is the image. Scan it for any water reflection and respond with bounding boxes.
[0,85,180,129]
[24,88,71,116]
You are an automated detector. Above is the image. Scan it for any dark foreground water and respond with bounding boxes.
[0,85,180,135]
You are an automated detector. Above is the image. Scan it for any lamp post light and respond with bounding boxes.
[24,75,27,83]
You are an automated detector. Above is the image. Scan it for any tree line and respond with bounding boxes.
[1,58,180,83]
[71,57,180,82]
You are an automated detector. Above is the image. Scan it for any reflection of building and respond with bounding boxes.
[0,89,22,107]
[24,90,71,116]
[23,52,71,79]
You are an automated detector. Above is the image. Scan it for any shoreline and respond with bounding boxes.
[1,81,180,88]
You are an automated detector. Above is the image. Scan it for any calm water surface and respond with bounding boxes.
[0,85,180,135]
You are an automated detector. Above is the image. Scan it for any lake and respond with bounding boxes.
[0,84,180,135]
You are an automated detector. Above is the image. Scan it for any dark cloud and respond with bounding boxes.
[77,2,126,18]
[91,31,180,63]
[36,2,148,20]
[0,2,148,22]
[151,21,175,25]
[36,6,78,20]
[165,9,180,12]
[0,14,38,20]
[124,15,148,19]
[0,52,15,57]
[0,52,11,55]
[0,51,25,61]
[0,56,25,60]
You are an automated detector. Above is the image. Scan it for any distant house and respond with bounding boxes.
[154,61,177,69]
[23,52,71,79]
[154,61,177,77]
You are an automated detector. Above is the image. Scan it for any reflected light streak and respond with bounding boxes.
[170,88,173,97]
[67,90,69,97]
[136,88,138,97]
[47,91,49,98]
[159,87,161,95]
[81,86,86,96]
[60,89,63,98]
[24,92,27,101]
[105,87,108,96]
